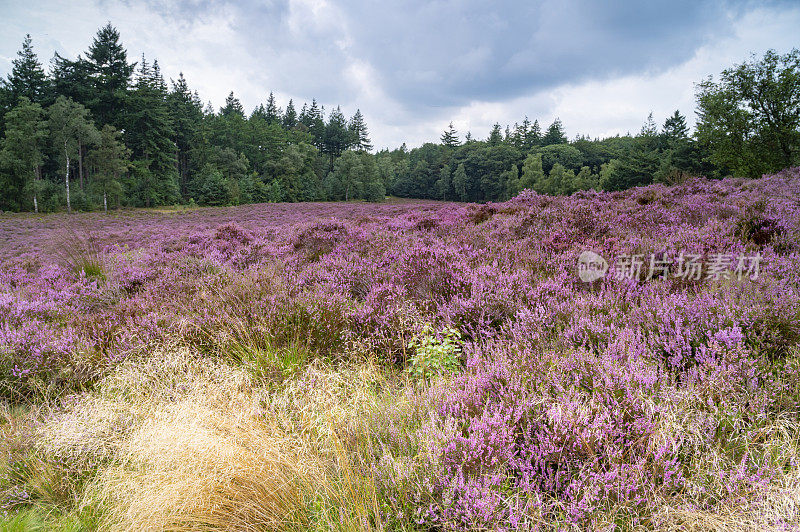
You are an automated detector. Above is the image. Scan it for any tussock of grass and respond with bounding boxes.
[32,348,426,531]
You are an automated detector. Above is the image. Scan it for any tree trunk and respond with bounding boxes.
[33,165,40,214]
[65,139,71,214]
[78,142,84,190]
[103,191,108,213]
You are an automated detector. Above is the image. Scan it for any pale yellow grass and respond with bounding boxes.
[36,347,422,531]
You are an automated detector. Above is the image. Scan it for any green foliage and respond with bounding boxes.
[124,57,179,207]
[190,164,232,206]
[85,23,135,130]
[542,118,567,145]
[452,162,468,201]
[1,34,49,106]
[441,122,460,147]
[0,97,47,211]
[696,48,800,177]
[538,143,584,173]
[326,150,384,202]
[407,323,462,381]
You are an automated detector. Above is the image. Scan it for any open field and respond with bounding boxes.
[2,169,800,530]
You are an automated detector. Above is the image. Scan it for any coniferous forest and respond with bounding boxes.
[1,24,799,212]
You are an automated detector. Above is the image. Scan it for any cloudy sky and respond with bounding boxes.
[1,0,799,149]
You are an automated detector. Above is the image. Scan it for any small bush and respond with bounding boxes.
[407,323,462,381]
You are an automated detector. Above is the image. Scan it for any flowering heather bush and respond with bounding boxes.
[2,172,800,528]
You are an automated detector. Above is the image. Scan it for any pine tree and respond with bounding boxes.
[322,106,350,167]
[265,92,281,124]
[48,96,100,212]
[86,23,135,129]
[662,110,689,142]
[2,34,49,106]
[488,123,503,146]
[542,118,567,145]
[348,109,372,152]
[640,112,658,137]
[310,100,326,148]
[221,91,245,118]
[514,118,530,149]
[50,53,94,110]
[125,57,178,207]
[440,122,460,147]
[528,119,542,147]
[0,97,47,211]
[283,99,297,129]
[167,73,204,197]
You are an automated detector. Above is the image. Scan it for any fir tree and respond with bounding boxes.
[86,23,135,129]
[265,92,281,124]
[221,91,245,118]
[488,123,503,146]
[2,35,49,106]
[125,57,178,207]
[50,53,94,110]
[542,118,567,145]
[348,109,372,152]
[322,106,350,167]
[283,99,297,129]
[662,110,689,142]
[528,119,542,147]
[167,73,204,197]
[441,122,460,147]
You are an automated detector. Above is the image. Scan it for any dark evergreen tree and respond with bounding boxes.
[50,53,94,109]
[441,122,460,147]
[528,119,542,147]
[85,23,135,129]
[662,110,689,143]
[488,123,503,146]
[322,106,350,167]
[542,118,567,145]
[264,92,281,124]
[348,109,372,152]
[2,35,49,106]
[283,99,297,129]
[221,91,245,118]
[124,57,178,206]
[167,73,204,197]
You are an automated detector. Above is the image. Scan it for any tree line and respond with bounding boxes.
[0,25,382,212]
[377,48,799,202]
[1,25,798,212]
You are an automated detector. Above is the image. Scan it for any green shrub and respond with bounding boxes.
[407,323,462,381]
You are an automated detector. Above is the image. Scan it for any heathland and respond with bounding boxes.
[2,169,800,530]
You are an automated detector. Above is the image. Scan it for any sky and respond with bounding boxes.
[1,0,799,150]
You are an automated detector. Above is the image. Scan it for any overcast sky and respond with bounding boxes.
[1,0,799,149]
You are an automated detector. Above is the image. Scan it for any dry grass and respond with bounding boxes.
[24,346,800,531]
[33,348,426,531]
